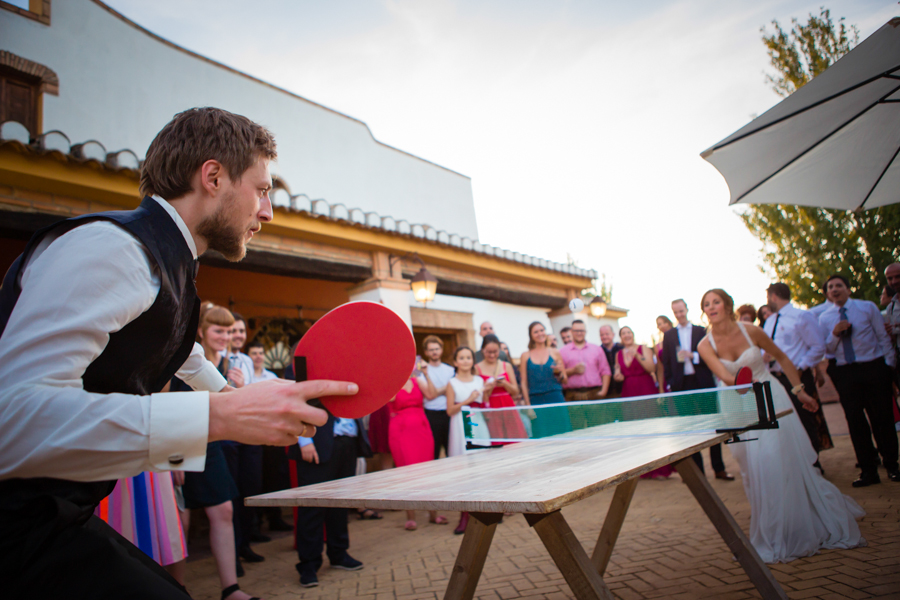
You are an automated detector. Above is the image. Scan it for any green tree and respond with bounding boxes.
[741,8,899,306]
[567,253,613,303]
[582,273,613,305]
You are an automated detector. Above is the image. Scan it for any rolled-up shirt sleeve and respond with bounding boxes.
[0,222,209,482]
[178,342,228,392]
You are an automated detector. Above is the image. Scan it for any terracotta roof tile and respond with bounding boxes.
[0,121,598,280]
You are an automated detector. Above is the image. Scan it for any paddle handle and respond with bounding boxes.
[293,355,324,409]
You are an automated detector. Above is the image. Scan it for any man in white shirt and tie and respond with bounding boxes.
[817,274,898,487]
[763,283,832,470]
[227,313,254,384]
[0,108,355,599]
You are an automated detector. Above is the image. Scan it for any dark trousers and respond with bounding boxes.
[425,408,451,459]
[678,374,726,474]
[828,357,899,474]
[222,442,263,552]
[260,445,292,526]
[3,500,190,599]
[773,369,832,454]
[294,436,357,574]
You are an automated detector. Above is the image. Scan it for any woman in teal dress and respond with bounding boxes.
[520,322,572,438]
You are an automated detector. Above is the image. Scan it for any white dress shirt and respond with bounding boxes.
[676,323,698,375]
[764,303,825,372]
[417,362,456,411]
[225,351,254,384]
[0,196,225,482]
[818,298,895,367]
[298,417,357,447]
[807,301,834,317]
[248,367,278,385]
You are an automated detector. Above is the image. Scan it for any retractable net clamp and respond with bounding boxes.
[716,381,778,444]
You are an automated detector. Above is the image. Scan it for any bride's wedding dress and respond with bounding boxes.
[707,322,865,563]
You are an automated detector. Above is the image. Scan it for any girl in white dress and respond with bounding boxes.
[446,346,485,535]
[697,288,865,563]
[446,346,485,458]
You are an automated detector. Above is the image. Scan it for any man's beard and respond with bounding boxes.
[197,194,248,262]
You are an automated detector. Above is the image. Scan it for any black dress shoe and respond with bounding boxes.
[330,554,363,571]
[887,469,900,482]
[299,572,318,588]
[714,471,735,481]
[239,546,265,563]
[851,472,881,487]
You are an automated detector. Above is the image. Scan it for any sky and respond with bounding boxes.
[103,0,897,342]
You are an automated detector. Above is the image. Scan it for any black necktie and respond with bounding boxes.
[767,313,781,368]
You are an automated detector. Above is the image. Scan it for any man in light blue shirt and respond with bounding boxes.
[818,274,898,487]
[764,283,831,466]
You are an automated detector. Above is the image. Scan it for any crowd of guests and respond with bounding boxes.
[94,264,900,595]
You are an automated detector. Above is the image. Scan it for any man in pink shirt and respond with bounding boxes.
[560,320,611,429]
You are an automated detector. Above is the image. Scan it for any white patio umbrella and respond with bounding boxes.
[701,17,900,211]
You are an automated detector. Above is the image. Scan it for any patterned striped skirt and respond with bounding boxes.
[95,472,187,566]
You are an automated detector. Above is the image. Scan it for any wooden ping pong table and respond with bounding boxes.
[248,413,789,600]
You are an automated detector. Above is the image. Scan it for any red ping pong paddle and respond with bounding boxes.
[293,301,416,419]
[734,366,753,387]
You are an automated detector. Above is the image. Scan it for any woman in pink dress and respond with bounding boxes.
[475,335,526,444]
[615,326,675,480]
[389,374,448,530]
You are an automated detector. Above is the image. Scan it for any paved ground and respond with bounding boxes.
[183,403,900,600]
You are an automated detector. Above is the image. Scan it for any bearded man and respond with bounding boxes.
[0,108,357,599]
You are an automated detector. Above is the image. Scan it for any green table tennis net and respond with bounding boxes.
[462,385,763,443]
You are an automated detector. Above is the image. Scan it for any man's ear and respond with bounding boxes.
[199,160,225,197]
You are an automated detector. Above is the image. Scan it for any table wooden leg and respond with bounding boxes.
[444,512,502,600]
[525,511,615,600]
[591,476,638,575]
[674,457,788,600]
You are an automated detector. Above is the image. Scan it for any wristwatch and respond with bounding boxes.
[791,383,805,395]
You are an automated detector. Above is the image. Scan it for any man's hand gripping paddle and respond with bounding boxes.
[293,302,416,419]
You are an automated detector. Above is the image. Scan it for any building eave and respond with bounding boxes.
[0,137,597,292]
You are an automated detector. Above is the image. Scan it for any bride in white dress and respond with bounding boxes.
[696,288,865,563]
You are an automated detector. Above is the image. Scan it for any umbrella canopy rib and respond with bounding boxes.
[730,78,900,206]
[859,145,900,210]
[703,67,900,156]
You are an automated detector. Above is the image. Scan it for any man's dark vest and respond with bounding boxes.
[0,197,201,511]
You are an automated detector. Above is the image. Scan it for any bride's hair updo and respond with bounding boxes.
[701,289,736,321]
